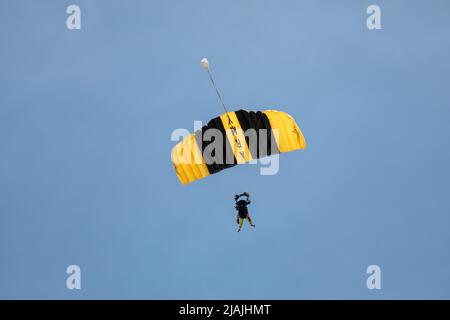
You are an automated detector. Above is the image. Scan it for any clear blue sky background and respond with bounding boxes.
[1,0,450,299]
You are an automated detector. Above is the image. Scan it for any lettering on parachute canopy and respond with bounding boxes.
[228,117,246,161]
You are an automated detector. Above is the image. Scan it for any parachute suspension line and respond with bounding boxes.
[206,69,230,115]
[247,111,266,195]
[201,58,231,121]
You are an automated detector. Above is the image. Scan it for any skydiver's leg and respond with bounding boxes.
[246,215,255,227]
[238,218,244,232]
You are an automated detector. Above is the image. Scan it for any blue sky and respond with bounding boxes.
[1,0,450,299]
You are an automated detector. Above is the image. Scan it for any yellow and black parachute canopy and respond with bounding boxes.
[171,109,306,185]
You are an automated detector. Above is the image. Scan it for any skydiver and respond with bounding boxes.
[235,192,255,232]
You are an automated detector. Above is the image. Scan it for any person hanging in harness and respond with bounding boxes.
[235,192,255,232]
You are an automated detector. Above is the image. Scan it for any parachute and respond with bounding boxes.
[171,109,306,185]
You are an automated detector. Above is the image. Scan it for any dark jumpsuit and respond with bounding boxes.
[236,199,254,229]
